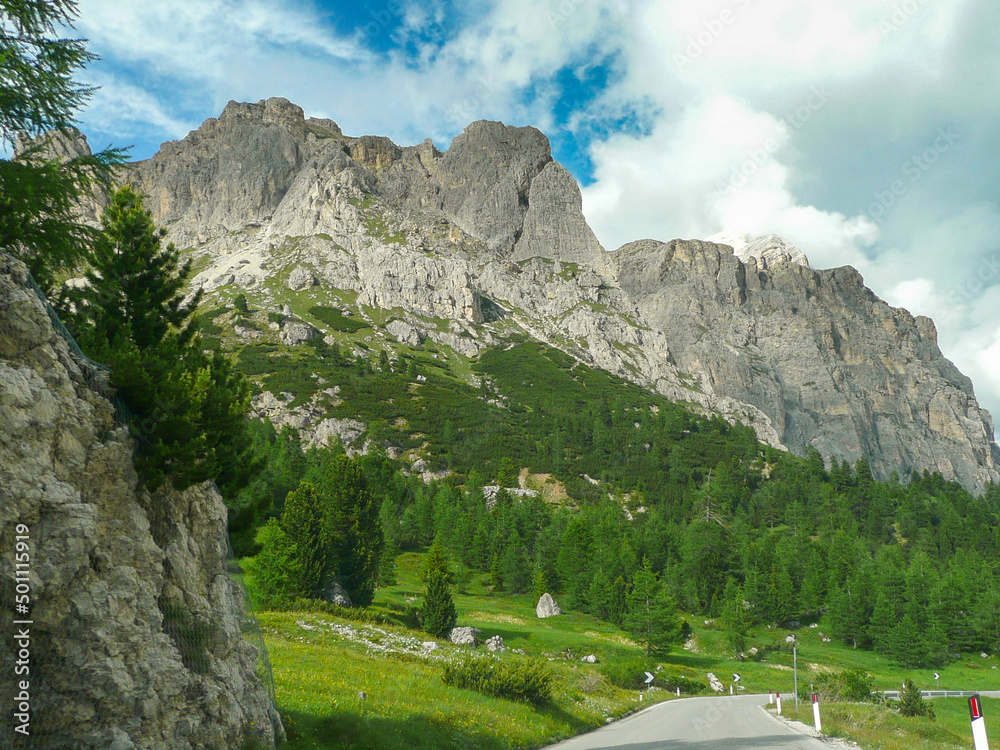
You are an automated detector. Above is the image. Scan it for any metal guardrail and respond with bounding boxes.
[882,690,1000,699]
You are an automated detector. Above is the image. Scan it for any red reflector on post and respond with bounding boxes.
[813,693,818,704]
[970,694,983,720]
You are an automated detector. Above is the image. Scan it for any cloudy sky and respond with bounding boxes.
[73,0,1000,420]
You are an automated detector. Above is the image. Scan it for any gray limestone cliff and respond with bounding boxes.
[0,252,277,748]
[81,97,999,492]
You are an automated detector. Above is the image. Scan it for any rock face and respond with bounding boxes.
[615,239,999,489]
[103,97,999,492]
[0,252,277,749]
[536,593,563,618]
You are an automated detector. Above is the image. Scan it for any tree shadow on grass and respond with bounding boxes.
[281,707,524,750]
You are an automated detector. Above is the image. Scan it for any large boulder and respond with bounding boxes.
[449,627,481,646]
[322,579,352,607]
[707,673,725,693]
[387,319,424,347]
[536,593,562,618]
[279,321,319,346]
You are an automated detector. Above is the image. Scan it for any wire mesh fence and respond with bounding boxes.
[2,269,281,748]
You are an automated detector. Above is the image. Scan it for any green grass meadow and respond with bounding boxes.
[780,697,1000,750]
[259,549,1000,749]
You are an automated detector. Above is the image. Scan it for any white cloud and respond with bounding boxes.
[82,72,197,142]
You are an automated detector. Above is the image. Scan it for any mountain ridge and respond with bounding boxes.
[57,97,1000,492]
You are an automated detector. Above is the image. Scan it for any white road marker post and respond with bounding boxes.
[776,692,782,716]
[676,687,680,697]
[812,693,822,732]
[970,694,990,750]
[769,690,774,705]
[793,641,799,710]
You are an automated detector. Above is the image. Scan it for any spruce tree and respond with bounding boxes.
[314,454,385,607]
[625,558,683,656]
[64,185,252,491]
[899,678,933,718]
[868,593,894,655]
[420,540,458,639]
[280,482,338,598]
[609,575,629,627]
[721,580,752,656]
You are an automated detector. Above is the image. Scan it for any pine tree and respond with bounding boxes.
[609,575,629,627]
[625,558,683,656]
[420,540,458,639]
[721,580,753,656]
[314,454,385,607]
[70,185,201,349]
[868,593,894,655]
[280,482,338,598]
[61,186,253,491]
[899,678,934,718]
[0,0,125,290]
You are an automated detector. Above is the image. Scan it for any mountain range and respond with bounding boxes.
[59,96,1000,493]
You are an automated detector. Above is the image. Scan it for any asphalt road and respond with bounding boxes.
[546,694,828,750]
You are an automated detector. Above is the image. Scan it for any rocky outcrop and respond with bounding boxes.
[0,252,277,749]
[98,98,999,492]
[512,161,612,277]
[615,238,999,490]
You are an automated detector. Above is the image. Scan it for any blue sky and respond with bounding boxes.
[73,0,1000,420]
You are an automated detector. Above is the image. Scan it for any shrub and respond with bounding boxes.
[813,669,877,703]
[899,677,934,719]
[241,519,307,608]
[233,293,249,313]
[442,655,552,705]
[309,305,369,332]
[657,665,706,695]
[601,656,659,690]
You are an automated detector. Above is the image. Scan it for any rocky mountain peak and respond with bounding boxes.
[708,232,811,270]
[219,96,308,137]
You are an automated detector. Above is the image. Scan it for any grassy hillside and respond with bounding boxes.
[260,549,1000,750]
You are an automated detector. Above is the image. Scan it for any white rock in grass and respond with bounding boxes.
[449,627,480,646]
[485,635,506,652]
[536,593,562,618]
